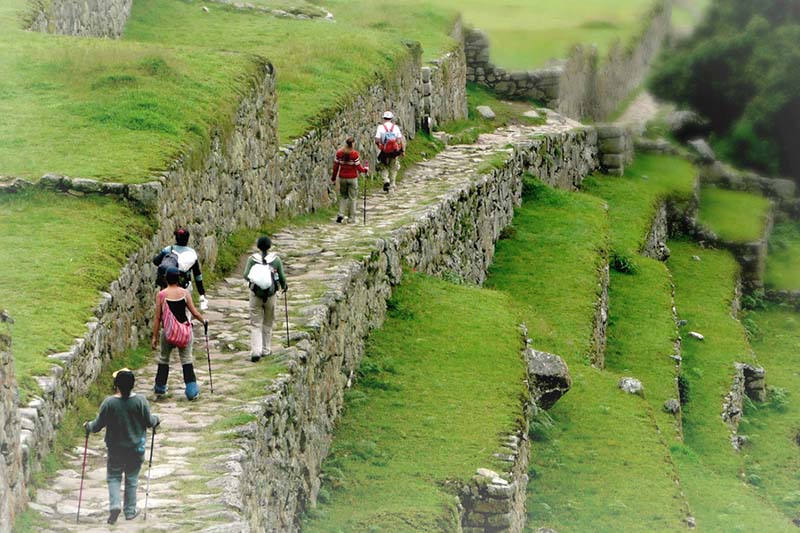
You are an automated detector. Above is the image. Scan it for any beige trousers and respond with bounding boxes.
[249,292,276,356]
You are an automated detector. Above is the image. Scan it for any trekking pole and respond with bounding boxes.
[363,161,369,226]
[284,290,290,347]
[76,432,89,523]
[204,320,213,394]
[144,425,156,521]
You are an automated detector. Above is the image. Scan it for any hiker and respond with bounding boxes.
[151,267,205,400]
[153,228,209,311]
[331,136,369,223]
[244,236,287,362]
[84,368,160,524]
[375,111,404,193]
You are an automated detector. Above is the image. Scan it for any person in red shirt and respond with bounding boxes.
[331,137,368,223]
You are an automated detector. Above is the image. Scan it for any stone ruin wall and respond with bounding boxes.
[27,0,133,38]
[0,317,24,530]
[0,40,468,528]
[465,0,672,123]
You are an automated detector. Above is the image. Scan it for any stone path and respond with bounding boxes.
[32,109,584,532]
[618,91,661,135]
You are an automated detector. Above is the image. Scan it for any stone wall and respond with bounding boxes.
[27,0,132,38]
[596,124,634,176]
[3,40,469,526]
[237,126,597,531]
[723,363,767,449]
[701,161,797,214]
[643,201,671,261]
[0,314,24,529]
[465,0,671,122]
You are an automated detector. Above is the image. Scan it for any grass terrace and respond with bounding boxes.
[582,153,696,257]
[765,222,800,291]
[440,0,656,69]
[0,190,152,397]
[304,273,526,532]
[667,240,790,530]
[698,187,772,243]
[743,307,800,522]
[486,179,686,530]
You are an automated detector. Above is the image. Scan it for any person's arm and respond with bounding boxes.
[191,260,206,296]
[185,289,204,323]
[152,249,167,267]
[243,256,255,281]
[141,398,159,429]
[151,293,162,350]
[332,153,341,182]
[274,256,288,292]
[85,399,109,434]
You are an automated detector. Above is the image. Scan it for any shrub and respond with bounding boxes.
[610,252,640,274]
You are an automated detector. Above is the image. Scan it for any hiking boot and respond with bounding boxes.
[251,354,261,363]
[153,383,167,395]
[108,508,121,525]
[336,215,344,223]
[383,182,390,193]
[125,508,140,521]
[185,381,200,401]
[261,349,272,358]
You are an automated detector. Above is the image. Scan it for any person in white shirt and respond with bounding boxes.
[374,111,404,193]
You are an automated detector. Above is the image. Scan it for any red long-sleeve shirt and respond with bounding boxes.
[332,148,367,180]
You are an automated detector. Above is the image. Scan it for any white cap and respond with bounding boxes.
[382,111,394,120]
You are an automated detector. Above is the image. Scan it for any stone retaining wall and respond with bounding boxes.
[237,126,597,530]
[5,38,469,521]
[723,362,767,449]
[465,0,671,122]
[643,201,671,261]
[0,315,24,530]
[27,0,132,38]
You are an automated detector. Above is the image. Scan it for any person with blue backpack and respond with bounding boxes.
[244,236,287,363]
[153,228,209,311]
[375,111,404,193]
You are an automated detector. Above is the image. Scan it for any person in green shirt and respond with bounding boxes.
[243,236,287,362]
[84,368,160,524]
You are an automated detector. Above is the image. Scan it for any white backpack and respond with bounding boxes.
[247,252,277,291]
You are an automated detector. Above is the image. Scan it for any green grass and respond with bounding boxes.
[440,0,655,69]
[303,273,526,532]
[0,190,153,397]
[765,222,800,291]
[486,179,687,530]
[441,83,545,144]
[698,187,772,243]
[742,307,800,522]
[667,240,791,530]
[583,153,696,257]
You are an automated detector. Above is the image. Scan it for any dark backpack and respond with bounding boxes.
[155,247,191,288]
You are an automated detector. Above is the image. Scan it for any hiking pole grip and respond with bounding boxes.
[76,432,89,523]
[203,319,208,336]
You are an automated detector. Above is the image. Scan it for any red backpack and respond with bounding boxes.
[160,290,192,348]
[380,124,400,154]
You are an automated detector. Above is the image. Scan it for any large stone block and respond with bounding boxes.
[526,348,572,409]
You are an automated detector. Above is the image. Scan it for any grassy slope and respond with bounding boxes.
[698,187,772,243]
[0,190,152,394]
[668,241,790,531]
[0,0,256,183]
[744,307,800,522]
[765,222,800,291]
[304,273,526,532]
[583,153,696,256]
[439,0,655,69]
[487,180,685,531]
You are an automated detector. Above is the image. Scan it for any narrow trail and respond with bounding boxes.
[32,110,583,532]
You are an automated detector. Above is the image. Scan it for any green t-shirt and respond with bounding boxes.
[87,394,158,451]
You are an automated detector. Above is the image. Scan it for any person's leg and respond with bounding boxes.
[107,449,124,523]
[263,293,277,355]
[389,157,400,189]
[380,160,390,192]
[345,179,358,221]
[337,180,347,222]
[249,292,264,360]
[154,332,171,394]
[123,449,145,519]
[178,332,198,399]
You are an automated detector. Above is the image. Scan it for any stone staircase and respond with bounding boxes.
[32,110,585,532]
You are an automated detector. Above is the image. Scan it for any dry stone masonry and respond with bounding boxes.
[466,0,672,122]
[0,314,24,530]
[27,0,132,38]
